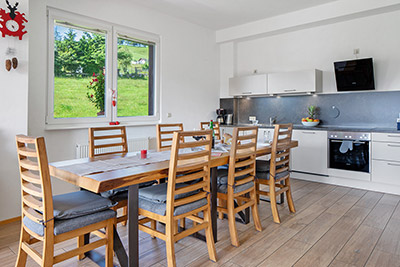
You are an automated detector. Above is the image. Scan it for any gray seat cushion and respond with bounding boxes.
[23,209,116,236]
[217,169,255,194]
[256,170,289,180]
[138,182,208,215]
[139,197,208,216]
[139,183,199,203]
[100,181,156,199]
[256,160,271,172]
[53,191,116,219]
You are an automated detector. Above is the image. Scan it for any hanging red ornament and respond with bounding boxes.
[0,1,28,40]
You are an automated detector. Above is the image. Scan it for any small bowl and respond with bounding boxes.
[302,121,320,127]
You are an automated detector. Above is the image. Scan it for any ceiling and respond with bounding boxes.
[129,0,339,30]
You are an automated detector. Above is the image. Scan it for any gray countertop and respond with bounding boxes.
[220,124,400,133]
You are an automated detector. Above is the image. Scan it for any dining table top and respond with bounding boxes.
[49,140,298,194]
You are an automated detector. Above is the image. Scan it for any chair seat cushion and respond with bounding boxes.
[256,160,270,172]
[23,209,116,236]
[139,183,199,203]
[106,181,156,202]
[217,169,255,194]
[101,181,156,199]
[256,170,289,180]
[139,197,208,216]
[100,186,129,198]
[53,191,116,220]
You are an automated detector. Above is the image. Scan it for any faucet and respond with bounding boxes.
[269,117,276,126]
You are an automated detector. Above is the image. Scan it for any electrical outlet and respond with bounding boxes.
[249,116,256,121]
[353,48,360,55]
[167,112,172,118]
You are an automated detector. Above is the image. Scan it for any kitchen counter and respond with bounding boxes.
[220,124,400,133]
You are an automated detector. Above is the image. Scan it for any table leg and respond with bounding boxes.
[128,184,139,267]
[210,167,218,242]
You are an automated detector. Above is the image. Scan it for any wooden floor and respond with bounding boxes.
[2,179,400,267]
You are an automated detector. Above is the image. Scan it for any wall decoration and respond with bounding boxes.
[0,0,28,40]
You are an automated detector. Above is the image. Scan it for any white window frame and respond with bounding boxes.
[112,26,160,124]
[46,8,160,129]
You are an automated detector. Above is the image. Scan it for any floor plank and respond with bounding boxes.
[2,179,400,267]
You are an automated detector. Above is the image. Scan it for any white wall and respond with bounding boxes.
[0,1,29,221]
[0,0,218,221]
[219,2,400,97]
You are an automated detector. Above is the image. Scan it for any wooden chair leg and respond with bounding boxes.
[250,188,262,231]
[105,219,114,267]
[203,207,217,262]
[77,235,85,260]
[227,194,240,247]
[218,199,226,220]
[269,181,281,224]
[15,227,29,267]
[179,218,185,229]
[285,178,296,213]
[122,206,128,226]
[150,219,157,239]
[42,236,54,266]
[166,221,176,267]
[256,181,260,204]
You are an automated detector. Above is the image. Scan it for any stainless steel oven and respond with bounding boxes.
[328,131,371,180]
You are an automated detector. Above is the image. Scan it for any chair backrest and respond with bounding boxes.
[270,124,293,177]
[16,135,54,238]
[166,130,212,219]
[227,126,258,189]
[156,123,184,151]
[89,126,128,157]
[200,121,221,140]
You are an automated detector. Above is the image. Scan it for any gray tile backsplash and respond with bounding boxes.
[220,91,400,128]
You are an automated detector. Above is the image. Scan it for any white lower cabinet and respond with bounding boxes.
[372,132,400,186]
[372,160,400,186]
[291,130,328,175]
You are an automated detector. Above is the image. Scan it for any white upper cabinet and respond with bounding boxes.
[268,69,322,94]
[229,74,268,96]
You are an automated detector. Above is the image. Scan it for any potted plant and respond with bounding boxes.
[87,72,105,116]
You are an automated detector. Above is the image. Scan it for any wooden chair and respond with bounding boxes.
[255,123,296,223]
[156,123,184,151]
[216,126,262,247]
[200,121,221,140]
[89,126,128,157]
[15,135,115,267]
[89,126,130,226]
[138,130,217,266]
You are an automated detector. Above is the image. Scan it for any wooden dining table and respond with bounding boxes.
[49,140,298,267]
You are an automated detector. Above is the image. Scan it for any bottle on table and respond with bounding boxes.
[209,120,215,148]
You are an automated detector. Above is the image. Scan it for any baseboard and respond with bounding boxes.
[291,171,400,195]
[0,216,21,226]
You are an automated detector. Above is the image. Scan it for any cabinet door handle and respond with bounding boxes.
[242,91,252,94]
[388,144,400,147]
[284,89,296,92]
[388,162,400,167]
[302,131,316,134]
[387,135,400,138]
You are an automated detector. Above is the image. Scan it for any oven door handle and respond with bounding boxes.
[330,140,368,144]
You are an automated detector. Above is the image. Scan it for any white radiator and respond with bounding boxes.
[75,137,149,159]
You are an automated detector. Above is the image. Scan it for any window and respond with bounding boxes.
[47,9,159,127]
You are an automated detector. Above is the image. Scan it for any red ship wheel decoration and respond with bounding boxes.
[0,0,28,40]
